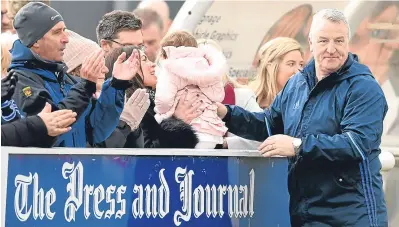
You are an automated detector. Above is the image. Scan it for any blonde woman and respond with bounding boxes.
[251,37,304,109]
[1,32,18,78]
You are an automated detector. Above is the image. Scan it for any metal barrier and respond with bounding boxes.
[1,147,396,227]
[1,148,291,227]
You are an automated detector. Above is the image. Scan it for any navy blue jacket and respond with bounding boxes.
[224,53,388,226]
[9,40,126,147]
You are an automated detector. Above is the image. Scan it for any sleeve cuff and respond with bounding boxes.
[222,105,232,123]
[118,120,133,134]
[28,116,48,135]
[28,116,57,147]
[110,77,133,90]
[299,135,309,156]
[81,79,96,95]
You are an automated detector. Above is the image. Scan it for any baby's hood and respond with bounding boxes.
[160,45,227,86]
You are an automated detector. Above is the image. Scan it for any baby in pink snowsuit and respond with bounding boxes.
[154,31,227,149]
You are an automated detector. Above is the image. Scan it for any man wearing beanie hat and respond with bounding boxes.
[8,2,141,147]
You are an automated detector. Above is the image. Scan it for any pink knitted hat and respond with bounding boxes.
[64,30,101,73]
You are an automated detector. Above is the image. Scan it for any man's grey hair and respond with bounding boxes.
[309,8,351,39]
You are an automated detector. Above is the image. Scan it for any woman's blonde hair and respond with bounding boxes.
[1,33,17,78]
[8,0,50,19]
[251,37,302,108]
[197,38,243,88]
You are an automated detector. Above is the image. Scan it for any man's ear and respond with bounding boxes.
[100,39,111,53]
[31,42,40,49]
[308,36,313,52]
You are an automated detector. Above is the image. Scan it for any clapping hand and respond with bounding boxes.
[38,103,77,137]
[119,89,150,131]
[80,49,109,84]
[112,49,140,81]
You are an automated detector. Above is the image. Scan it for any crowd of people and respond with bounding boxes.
[0,0,390,226]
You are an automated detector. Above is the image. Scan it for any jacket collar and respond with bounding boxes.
[301,53,365,89]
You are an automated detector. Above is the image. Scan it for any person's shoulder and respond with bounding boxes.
[289,70,306,82]
[66,73,80,84]
[349,72,380,89]
[282,70,307,94]
[233,87,263,112]
[348,74,385,99]
[10,68,36,77]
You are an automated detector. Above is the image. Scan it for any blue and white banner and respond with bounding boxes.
[4,149,290,227]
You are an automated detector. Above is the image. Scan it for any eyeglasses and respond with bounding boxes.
[105,38,146,52]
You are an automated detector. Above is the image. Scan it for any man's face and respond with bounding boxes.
[34,21,69,62]
[101,29,144,54]
[1,1,12,33]
[142,23,162,62]
[309,19,349,76]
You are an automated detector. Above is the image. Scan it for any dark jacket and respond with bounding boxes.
[9,40,128,147]
[92,99,199,148]
[140,100,199,148]
[87,94,144,148]
[1,115,55,147]
[224,53,388,227]
[1,72,21,124]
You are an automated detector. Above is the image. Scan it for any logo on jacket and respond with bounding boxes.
[1,100,21,122]
[293,100,300,110]
[22,87,32,97]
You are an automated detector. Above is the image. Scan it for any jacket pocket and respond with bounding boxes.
[333,168,364,196]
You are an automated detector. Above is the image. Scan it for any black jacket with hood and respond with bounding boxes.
[1,71,55,147]
[1,115,55,147]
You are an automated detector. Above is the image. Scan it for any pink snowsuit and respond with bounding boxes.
[154,46,228,148]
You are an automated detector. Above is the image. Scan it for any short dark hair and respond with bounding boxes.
[105,46,145,98]
[133,8,163,32]
[96,10,142,43]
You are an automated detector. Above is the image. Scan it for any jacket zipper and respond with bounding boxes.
[294,70,338,137]
[292,74,327,165]
[55,71,66,96]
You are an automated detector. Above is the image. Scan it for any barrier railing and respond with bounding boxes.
[1,147,396,227]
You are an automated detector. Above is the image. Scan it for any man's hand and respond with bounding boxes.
[38,103,77,137]
[216,102,228,119]
[173,91,202,124]
[258,134,296,157]
[112,49,140,81]
[80,49,108,83]
[119,89,150,131]
[1,71,18,101]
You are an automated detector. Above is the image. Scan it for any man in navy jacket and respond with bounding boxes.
[9,2,137,147]
[217,9,388,227]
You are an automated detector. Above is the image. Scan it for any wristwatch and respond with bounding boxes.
[292,138,302,154]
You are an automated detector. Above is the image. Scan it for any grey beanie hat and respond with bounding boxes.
[13,2,64,47]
